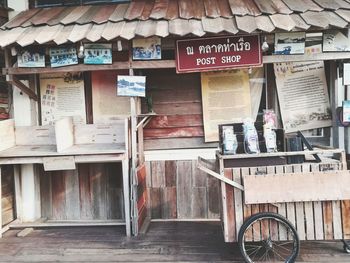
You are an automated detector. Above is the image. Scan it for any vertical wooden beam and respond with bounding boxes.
[122,158,131,236]
[0,166,2,238]
[14,165,22,222]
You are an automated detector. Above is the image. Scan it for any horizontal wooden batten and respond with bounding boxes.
[145,115,203,129]
[4,51,350,76]
[144,127,204,139]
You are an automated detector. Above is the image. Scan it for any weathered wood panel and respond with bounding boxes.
[1,165,15,226]
[137,164,148,229]
[147,159,220,220]
[40,163,124,220]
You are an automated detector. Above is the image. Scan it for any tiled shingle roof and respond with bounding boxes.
[0,0,349,47]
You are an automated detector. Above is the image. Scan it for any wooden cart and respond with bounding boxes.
[198,149,350,262]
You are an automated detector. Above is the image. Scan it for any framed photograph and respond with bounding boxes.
[117,75,146,97]
[84,43,112,64]
[132,36,161,60]
[274,32,306,55]
[50,47,78,68]
[17,48,45,67]
[323,30,350,52]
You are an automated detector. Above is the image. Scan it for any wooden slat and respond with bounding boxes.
[253,0,278,14]
[135,20,157,37]
[65,170,80,220]
[144,127,204,139]
[52,172,66,220]
[67,23,92,43]
[191,187,207,218]
[275,165,287,241]
[124,0,146,20]
[78,164,93,220]
[192,0,206,19]
[217,0,233,18]
[235,15,258,33]
[109,4,129,22]
[165,161,176,187]
[311,164,324,240]
[151,161,165,187]
[269,14,296,31]
[150,188,161,218]
[223,168,235,242]
[76,6,100,25]
[314,0,341,10]
[89,5,117,24]
[228,0,261,16]
[60,6,91,25]
[165,0,179,20]
[145,115,203,129]
[290,14,311,30]
[150,0,169,19]
[302,163,315,241]
[204,0,220,18]
[161,187,177,218]
[30,7,65,26]
[332,200,343,240]
[101,21,125,41]
[120,21,138,40]
[221,17,238,34]
[201,17,224,33]
[177,161,192,218]
[3,9,41,29]
[336,9,350,22]
[335,0,350,9]
[46,6,76,26]
[208,175,220,219]
[323,11,348,28]
[270,0,293,14]
[140,0,156,20]
[293,164,306,241]
[91,164,107,219]
[34,24,63,45]
[16,26,43,47]
[241,167,252,241]
[0,27,28,47]
[155,20,169,37]
[255,15,275,32]
[53,24,74,45]
[178,0,194,19]
[300,11,330,28]
[342,200,350,239]
[86,23,106,42]
[169,19,191,36]
[323,201,334,240]
[282,0,322,12]
[189,19,206,37]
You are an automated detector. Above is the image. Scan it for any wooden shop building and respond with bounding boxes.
[0,0,350,240]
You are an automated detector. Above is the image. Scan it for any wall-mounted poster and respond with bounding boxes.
[49,47,78,68]
[17,48,45,67]
[40,72,86,125]
[274,56,332,133]
[323,30,350,52]
[275,32,306,55]
[132,36,161,60]
[117,75,146,97]
[201,68,264,142]
[84,43,112,64]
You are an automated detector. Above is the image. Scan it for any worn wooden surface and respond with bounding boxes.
[147,159,220,220]
[0,222,349,262]
[40,163,124,221]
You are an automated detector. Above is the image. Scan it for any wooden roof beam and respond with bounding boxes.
[8,76,38,101]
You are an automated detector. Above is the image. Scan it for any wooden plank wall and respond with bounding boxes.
[40,163,124,220]
[143,69,217,150]
[146,159,220,219]
[1,165,15,226]
[222,162,349,242]
[137,164,147,228]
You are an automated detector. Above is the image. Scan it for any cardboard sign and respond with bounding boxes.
[176,35,262,73]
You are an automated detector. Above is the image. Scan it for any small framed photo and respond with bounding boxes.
[117,75,146,97]
[84,43,112,64]
[18,48,45,67]
[275,32,306,55]
[50,46,78,68]
[323,30,350,52]
[132,36,161,60]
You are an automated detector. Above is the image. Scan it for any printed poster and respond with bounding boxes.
[40,72,86,125]
[201,69,264,142]
[274,60,332,133]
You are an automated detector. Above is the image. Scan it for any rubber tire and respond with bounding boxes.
[238,212,300,263]
[344,244,350,254]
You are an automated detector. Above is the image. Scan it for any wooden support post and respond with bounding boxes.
[122,158,131,237]
[14,165,22,222]
[7,76,38,101]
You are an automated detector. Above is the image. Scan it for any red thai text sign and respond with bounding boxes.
[176,35,262,73]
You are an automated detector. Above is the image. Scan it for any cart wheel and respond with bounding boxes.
[238,212,300,263]
[344,244,350,254]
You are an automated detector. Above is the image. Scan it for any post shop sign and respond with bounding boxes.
[176,35,262,73]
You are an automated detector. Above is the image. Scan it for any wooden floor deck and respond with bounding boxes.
[0,221,349,262]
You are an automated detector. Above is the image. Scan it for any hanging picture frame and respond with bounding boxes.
[274,32,306,55]
[84,43,112,65]
[132,36,161,60]
[323,30,350,52]
[17,47,45,68]
[49,46,78,68]
[117,75,146,97]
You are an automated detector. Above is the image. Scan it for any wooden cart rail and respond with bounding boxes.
[197,149,350,243]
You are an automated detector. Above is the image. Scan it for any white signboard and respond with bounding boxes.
[274,61,332,133]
